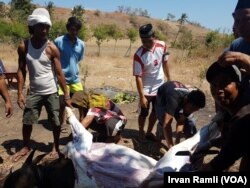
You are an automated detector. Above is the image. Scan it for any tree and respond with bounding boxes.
[117,5,125,13]
[79,25,91,41]
[71,5,85,22]
[166,13,175,21]
[45,1,55,20]
[124,27,138,57]
[176,29,197,58]
[154,30,167,41]
[10,21,29,44]
[173,13,188,46]
[9,0,35,22]
[0,1,8,18]
[49,21,67,40]
[138,8,150,18]
[205,30,222,52]
[93,24,109,56]
[106,24,124,53]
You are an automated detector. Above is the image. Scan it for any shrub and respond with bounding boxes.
[113,92,136,104]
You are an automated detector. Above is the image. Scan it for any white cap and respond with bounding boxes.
[27,8,52,27]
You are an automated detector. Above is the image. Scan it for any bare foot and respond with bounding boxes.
[43,151,61,163]
[0,165,12,181]
[11,147,30,162]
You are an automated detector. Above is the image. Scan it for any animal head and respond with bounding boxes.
[4,150,75,188]
[3,150,42,188]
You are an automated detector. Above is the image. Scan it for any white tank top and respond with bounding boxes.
[26,40,58,95]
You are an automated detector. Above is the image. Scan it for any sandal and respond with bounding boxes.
[11,148,30,162]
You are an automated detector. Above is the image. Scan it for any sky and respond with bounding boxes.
[2,0,237,32]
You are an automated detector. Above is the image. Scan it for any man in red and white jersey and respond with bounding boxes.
[133,23,170,142]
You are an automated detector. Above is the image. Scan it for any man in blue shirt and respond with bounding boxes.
[218,0,250,81]
[54,16,85,121]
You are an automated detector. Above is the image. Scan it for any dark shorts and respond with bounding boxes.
[139,95,156,117]
[23,92,60,126]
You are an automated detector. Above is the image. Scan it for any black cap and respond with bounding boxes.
[235,0,250,11]
[206,62,242,83]
[139,23,154,38]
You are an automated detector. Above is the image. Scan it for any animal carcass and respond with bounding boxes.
[63,107,157,188]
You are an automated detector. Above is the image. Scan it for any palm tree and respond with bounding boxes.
[45,1,54,20]
[173,13,188,46]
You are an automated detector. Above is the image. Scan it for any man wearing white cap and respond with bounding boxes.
[12,8,71,162]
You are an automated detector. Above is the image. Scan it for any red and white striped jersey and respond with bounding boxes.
[133,40,168,96]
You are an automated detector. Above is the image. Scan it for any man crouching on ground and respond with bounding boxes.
[71,91,127,143]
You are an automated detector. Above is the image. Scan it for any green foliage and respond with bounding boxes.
[79,25,91,41]
[106,24,123,40]
[10,22,29,44]
[175,29,197,55]
[124,27,138,57]
[71,5,85,22]
[93,25,108,44]
[113,92,136,104]
[154,30,167,41]
[93,24,109,56]
[0,19,28,44]
[0,20,12,41]
[126,27,138,43]
[49,21,67,40]
[205,30,222,51]
[9,0,36,22]
[221,33,235,48]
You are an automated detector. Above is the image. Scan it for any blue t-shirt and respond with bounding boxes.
[54,35,84,84]
[229,37,250,54]
[229,37,250,83]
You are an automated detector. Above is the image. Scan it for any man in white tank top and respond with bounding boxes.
[12,8,71,162]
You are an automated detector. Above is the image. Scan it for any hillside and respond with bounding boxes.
[52,6,210,42]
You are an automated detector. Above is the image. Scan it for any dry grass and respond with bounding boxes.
[0,39,220,95]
